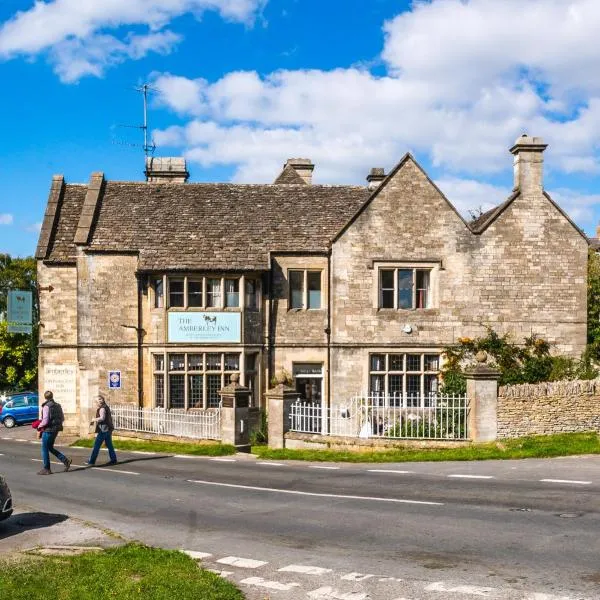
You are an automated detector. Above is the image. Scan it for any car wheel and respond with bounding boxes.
[3,416,16,428]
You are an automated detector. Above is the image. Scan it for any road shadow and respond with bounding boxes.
[0,512,68,540]
[92,455,173,467]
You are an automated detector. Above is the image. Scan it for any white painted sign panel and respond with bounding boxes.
[43,364,77,414]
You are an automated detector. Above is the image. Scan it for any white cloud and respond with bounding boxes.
[548,189,600,235]
[25,222,43,233]
[434,178,509,219]
[0,0,266,81]
[0,214,13,225]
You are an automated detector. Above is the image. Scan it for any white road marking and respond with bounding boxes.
[173,454,200,459]
[310,465,340,470]
[341,572,374,581]
[425,581,495,596]
[0,453,4,456]
[1,437,11,440]
[31,459,139,475]
[308,587,369,599]
[540,479,592,485]
[130,450,157,455]
[187,479,444,506]
[217,556,268,569]
[15,439,27,442]
[257,461,285,466]
[524,593,577,599]
[379,577,404,582]
[210,458,237,462]
[182,550,212,560]
[279,564,333,575]
[240,576,300,591]
[448,474,495,479]
[30,441,41,445]
[368,469,414,474]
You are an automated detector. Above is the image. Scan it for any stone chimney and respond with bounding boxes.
[509,134,547,193]
[145,157,189,183]
[284,158,314,185]
[366,168,386,191]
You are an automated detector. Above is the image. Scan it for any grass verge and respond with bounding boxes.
[71,437,236,456]
[0,543,243,600]
[252,432,600,462]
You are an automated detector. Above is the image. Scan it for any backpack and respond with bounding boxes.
[48,401,64,432]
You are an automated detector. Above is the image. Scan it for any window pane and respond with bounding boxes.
[207,374,221,407]
[416,270,430,309]
[206,353,221,370]
[424,355,439,372]
[245,354,257,371]
[224,353,240,371]
[189,375,204,408]
[389,374,403,406]
[389,354,404,371]
[169,279,184,307]
[169,354,185,371]
[188,279,203,307]
[154,278,164,308]
[154,374,164,408]
[206,278,221,307]
[380,270,394,308]
[425,374,439,395]
[154,354,164,372]
[398,269,413,309]
[369,375,385,396]
[406,354,421,371]
[289,271,304,309]
[406,374,420,406]
[370,354,385,371]
[225,279,239,308]
[188,354,203,371]
[307,271,321,309]
[169,374,185,409]
[245,279,257,310]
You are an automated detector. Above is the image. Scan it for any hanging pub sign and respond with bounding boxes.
[7,290,32,334]
[168,312,241,343]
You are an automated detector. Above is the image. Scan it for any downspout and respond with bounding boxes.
[136,274,144,409]
[326,248,332,434]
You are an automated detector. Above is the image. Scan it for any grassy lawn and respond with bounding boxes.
[252,432,600,462]
[0,544,243,600]
[72,437,237,456]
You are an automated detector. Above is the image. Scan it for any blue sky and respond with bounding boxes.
[1,0,600,257]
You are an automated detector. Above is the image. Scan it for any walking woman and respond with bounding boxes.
[86,396,117,466]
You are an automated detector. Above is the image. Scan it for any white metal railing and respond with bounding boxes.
[290,394,469,440]
[111,404,221,440]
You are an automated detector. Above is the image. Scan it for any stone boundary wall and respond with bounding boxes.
[498,378,600,438]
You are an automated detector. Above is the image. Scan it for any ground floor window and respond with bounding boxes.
[153,352,240,409]
[368,352,439,406]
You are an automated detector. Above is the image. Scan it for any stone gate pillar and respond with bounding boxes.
[219,374,250,448]
[265,372,300,449]
[465,352,501,442]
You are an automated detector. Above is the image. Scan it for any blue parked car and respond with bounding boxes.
[0,392,39,428]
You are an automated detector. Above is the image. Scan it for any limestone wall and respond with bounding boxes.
[498,379,600,438]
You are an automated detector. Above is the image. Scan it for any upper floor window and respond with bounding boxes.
[379,268,431,310]
[155,275,259,310]
[289,270,322,310]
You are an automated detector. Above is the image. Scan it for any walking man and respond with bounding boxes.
[37,391,71,475]
[86,396,117,466]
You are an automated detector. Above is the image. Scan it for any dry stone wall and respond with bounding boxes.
[498,379,600,438]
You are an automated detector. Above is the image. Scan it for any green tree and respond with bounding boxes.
[587,248,600,359]
[0,254,38,391]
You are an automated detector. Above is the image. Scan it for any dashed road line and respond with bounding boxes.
[368,469,414,474]
[31,458,139,475]
[241,576,300,591]
[278,564,332,575]
[130,450,157,455]
[257,461,285,466]
[341,572,374,582]
[187,479,444,505]
[307,587,369,599]
[210,458,237,462]
[425,581,495,596]
[217,556,268,569]
[310,466,340,470]
[540,479,591,485]
[448,474,495,480]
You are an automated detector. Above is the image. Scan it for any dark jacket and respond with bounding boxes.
[42,399,64,433]
[95,404,114,434]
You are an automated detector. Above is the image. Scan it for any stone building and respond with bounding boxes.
[36,137,588,433]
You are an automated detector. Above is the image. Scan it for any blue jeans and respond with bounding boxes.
[89,431,117,464]
[41,431,67,470]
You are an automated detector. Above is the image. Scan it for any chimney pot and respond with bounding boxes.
[366,167,386,190]
[509,134,547,193]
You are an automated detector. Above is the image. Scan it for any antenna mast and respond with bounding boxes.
[135,83,156,158]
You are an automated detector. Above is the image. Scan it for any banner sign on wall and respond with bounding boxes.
[7,290,32,334]
[43,364,77,414]
[168,312,241,343]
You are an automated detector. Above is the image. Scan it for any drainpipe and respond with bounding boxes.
[326,249,332,434]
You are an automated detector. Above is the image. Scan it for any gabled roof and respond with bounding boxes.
[332,153,470,243]
[273,164,306,185]
[39,180,370,270]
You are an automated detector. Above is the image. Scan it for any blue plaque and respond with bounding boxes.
[168,312,241,343]
[108,371,122,389]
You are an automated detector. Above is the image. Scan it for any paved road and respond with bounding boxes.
[1,434,599,599]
